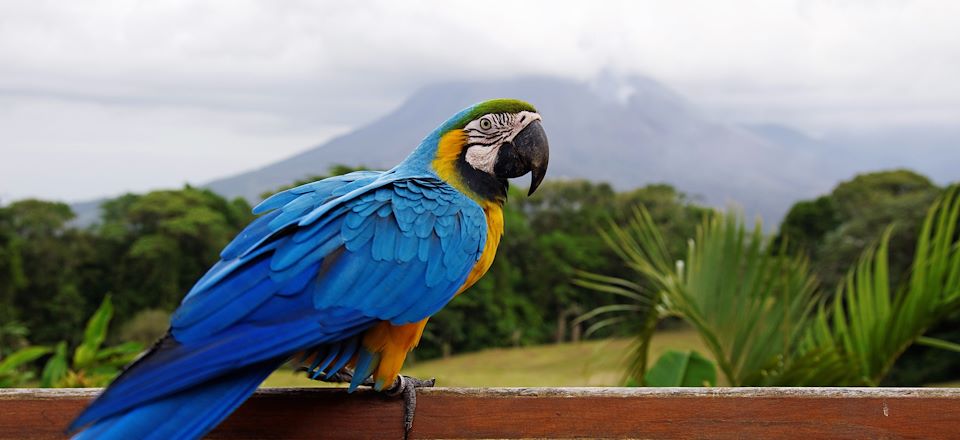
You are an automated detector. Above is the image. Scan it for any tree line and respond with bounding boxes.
[0,167,955,385]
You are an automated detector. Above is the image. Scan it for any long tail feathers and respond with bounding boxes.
[71,360,279,440]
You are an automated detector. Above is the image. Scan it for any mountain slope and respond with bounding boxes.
[205,76,830,223]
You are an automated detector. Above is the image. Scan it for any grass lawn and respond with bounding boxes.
[262,326,708,388]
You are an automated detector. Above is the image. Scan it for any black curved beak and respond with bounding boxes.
[493,120,550,196]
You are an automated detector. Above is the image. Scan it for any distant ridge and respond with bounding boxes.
[72,75,957,227]
[204,75,830,223]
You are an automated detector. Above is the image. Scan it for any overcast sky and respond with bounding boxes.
[1,0,958,202]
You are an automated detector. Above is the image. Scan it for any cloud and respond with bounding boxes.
[0,95,351,202]
[1,0,958,200]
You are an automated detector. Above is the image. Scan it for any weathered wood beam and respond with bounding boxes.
[2,387,958,439]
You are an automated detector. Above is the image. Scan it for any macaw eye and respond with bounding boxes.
[479,118,493,130]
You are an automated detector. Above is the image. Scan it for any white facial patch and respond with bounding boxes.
[463,111,541,174]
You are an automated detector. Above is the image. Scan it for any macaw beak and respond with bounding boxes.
[493,120,550,196]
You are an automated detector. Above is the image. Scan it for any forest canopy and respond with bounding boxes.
[0,168,955,386]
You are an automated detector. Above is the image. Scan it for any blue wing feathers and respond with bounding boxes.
[414,212,436,238]
[219,210,282,260]
[396,272,469,323]
[270,221,338,271]
[372,218,397,261]
[311,251,370,307]
[343,219,375,250]
[396,231,419,262]
[425,242,448,287]
[71,170,489,437]
[276,262,320,295]
[252,171,381,214]
[172,257,272,328]
[174,278,276,339]
[366,262,424,312]
[352,262,397,301]
[183,238,284,304]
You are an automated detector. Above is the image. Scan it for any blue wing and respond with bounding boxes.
[70,170,487,435]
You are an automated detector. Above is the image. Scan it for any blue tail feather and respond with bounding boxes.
[71,359,281,440]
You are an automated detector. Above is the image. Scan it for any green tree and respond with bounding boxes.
[3,200,94,345]
[779,170,939,290]
[0,207,26,325]
[831,169,936,218]
[775,196,840,256]
[95,186,253,319]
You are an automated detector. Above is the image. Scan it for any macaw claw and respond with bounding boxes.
[385,375,436,438]
[302,368,435,437]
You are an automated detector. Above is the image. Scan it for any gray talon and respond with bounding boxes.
[385,375,436,437]
[305,368,434,438]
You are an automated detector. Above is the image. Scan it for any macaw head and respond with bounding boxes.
[412,98,550,204]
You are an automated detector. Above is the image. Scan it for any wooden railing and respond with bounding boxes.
[2,387,959,439]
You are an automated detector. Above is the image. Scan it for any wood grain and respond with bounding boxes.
[1,387,958,439]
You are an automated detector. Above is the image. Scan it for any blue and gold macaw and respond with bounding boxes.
[68,99,549,439]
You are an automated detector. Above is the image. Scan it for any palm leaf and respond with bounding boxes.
[785,186,960,385]
[74,295,114,369]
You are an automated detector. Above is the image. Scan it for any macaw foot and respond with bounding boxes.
[384,375,436,437]
[300,367,435,437]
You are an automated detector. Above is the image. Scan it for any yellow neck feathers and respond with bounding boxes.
[431,129,474,199]
[429,129,504,292]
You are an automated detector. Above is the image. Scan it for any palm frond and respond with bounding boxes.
[784,186,960,385]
